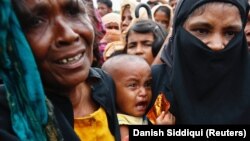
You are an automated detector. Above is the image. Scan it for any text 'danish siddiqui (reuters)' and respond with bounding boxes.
[129,125,249,140]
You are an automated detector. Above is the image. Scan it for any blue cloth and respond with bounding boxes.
[0,0,48,140]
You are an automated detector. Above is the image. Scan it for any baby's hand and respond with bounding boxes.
[155,111,175,125]
[122,135,129,141]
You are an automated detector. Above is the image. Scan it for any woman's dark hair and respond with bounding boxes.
[86,0,103,67]
[154,6,171,22]
[97,0,112,9]
[11,0,29,29]
[124,19,168,57]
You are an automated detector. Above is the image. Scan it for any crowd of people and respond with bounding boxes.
[1,0,250,141]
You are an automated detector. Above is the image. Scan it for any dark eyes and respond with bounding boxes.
[192,28,209,36]
[192,28,239,38]
[127,80,152,89]
[225,31,237,36]
[127,83,137,90]
[127,42,153,49]
[128,43,136,49]
[65,5,82,16]
[67,9,79,16]
[23,15,46,30]
[30,16,45,27]
[144,80,152,88]
[122,16,133,22]
[24,5,86,29]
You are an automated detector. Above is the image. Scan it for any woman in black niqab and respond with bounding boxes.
[151,0,250,124]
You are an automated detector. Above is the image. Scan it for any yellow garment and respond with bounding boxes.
[117,113,148,125]
[74,107,114,141]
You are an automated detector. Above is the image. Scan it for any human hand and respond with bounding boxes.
[156,111,175,125]
[100,29,121,43]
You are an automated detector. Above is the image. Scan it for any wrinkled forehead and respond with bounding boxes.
[22,0,86,8]
[174,0,249,27]
[11,0,93,30]
[179,0,247,16]
[188,2,239,17]
[12,0,89,19]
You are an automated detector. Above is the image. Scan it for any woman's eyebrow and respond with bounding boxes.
[223,24,242,31]
[187,21,213,29]
[28,3,50,14]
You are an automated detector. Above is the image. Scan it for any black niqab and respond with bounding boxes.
[161,0,250,124]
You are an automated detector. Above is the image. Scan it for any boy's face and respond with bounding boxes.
[114,61,152,117]
[22,0,94,89]
[98,2,112,17]
[127,31,155,64]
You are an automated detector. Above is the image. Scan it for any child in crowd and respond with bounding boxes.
[123,19,168,65]
[102,54,175,139]
[99,12,122,64]
[151,4,173,33]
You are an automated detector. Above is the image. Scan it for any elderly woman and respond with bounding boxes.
[0,0,121,140]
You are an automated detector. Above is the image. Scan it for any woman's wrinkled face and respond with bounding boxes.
[183,3,242,52]
[23,0,94,89]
